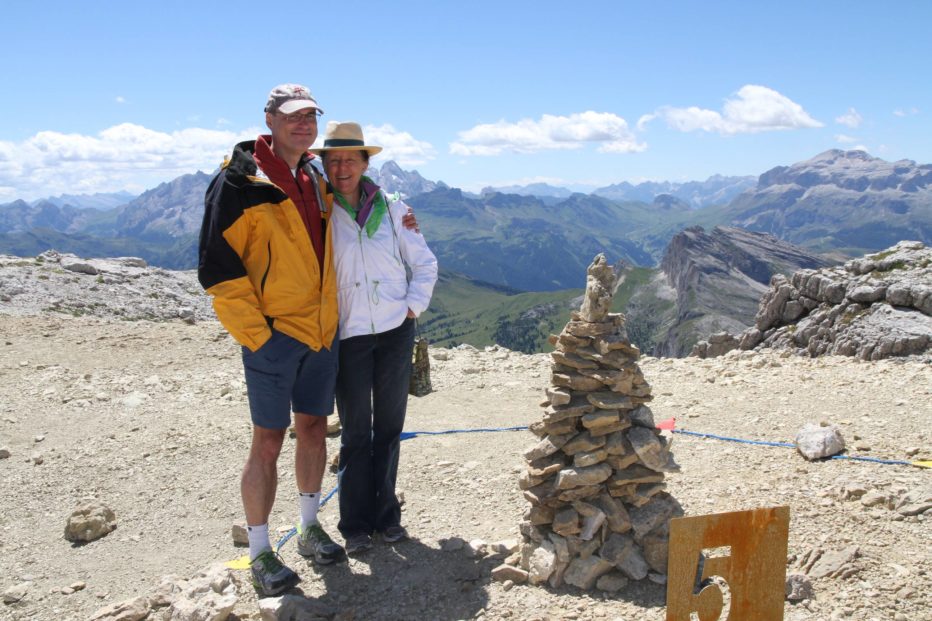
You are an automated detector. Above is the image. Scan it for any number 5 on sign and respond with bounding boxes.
[666,506,790,621]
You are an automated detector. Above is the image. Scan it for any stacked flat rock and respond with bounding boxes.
[517,254,683,591]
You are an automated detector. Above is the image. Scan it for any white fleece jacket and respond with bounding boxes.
[330,194,438,339]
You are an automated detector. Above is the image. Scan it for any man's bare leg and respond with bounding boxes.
[294,413,327,493]
[293,412,345,563]
[242,425,286,526]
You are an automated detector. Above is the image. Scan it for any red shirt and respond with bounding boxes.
[253,135,325,270]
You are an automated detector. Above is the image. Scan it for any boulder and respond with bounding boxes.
[795,423,846,460]
[64,501,117,543]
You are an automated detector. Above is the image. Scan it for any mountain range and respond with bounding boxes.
[32,191,136,211]
[1,149,929,355]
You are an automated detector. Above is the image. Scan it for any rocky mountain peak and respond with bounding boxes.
[756,149,932,193]
[367,160,443,198]
[593,175,756,209]
[654,226,829,356]
[652,194,690,211]
[114,171,212,240]
[692,240,932,360]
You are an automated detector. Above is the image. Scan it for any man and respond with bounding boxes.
[198,84,347,596]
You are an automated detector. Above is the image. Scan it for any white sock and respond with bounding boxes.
[299,492,320,530]
[247,523,271,561]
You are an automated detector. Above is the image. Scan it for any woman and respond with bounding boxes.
[312,122,438,554]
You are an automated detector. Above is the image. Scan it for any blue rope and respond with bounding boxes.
[829,454,913,466]
[671,429,914,466]
[275,426,528,552]
[273,422,915,551]
[672,429,795,448]
[400,426,529,440]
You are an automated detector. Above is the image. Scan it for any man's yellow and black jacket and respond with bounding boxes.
[197,140,338,352]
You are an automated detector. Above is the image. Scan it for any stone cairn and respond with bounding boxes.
[517,254,683,591]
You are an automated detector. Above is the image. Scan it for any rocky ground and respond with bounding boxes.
[0,254,930,621]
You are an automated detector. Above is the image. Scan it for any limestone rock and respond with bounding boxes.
[554,464,613,489]
[629,493,683,540]
[528,542,557,585]
[164,564,238,621]
[628,427,680,472]
[578,510,606,541]
[581,410,621,430]
[492,564,529,584]
[807,546,860,580]
[64,501,117,543]
[587,391,634,410]
[578,254,616,322]
[596,572,629,593]
[785,573,814,602]
[796,423,846,460]
[3,582,29,604]
[599,533,635,565]
[523,432,574,461]
[615,543,650,580]
[61,257,100,275]
[552,371,605,392]
[89,596,150,621]
[258,594,335,621]
[545,387,572,406]
[231,523,248,546]
[702,241,932,360]
[573,447,609,468]
[552,508,581,536]
[595,493,632,533]
[561,431,606,455]
[640,524,671,573]
[563,555,614,589]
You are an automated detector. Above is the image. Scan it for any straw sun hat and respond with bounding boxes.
[310,122,382,156]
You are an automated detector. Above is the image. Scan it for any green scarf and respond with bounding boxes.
[333,176,387,238]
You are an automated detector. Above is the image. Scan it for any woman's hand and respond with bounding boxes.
[402,206,419,233]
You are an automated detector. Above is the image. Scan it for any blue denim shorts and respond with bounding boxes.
[241,329,339,429]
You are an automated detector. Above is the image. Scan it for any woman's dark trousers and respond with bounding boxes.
[335,318,415,537]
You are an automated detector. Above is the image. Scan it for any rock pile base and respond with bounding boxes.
[516,255,683,591]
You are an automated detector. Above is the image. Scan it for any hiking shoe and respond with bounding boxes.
[345,533,373,555]
[296,522,346,564]
[382,525,409,543]
[250,550,300,597]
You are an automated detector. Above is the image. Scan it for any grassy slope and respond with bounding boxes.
[418,269,582,352]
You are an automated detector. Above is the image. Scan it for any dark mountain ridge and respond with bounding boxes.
[593,174,757,208]
[1,150,929,352]
[723,149,932,254]
[646,225,831,356]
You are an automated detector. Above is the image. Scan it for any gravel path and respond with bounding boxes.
[0,314,929,621]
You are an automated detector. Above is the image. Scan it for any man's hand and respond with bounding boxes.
[407,309,416,318]
[402,206,419,233]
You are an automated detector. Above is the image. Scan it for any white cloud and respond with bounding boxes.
[650,85,822,135]
[115,96,126,104]
[893,107,920,117]
[449,111,646,156]
[0,123,259,201]
[835,134,859,144]
[636,113,656,132]
[362,123,436,167]
[835,107,862,128]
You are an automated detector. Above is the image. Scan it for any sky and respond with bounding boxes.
[1,0,930,201]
